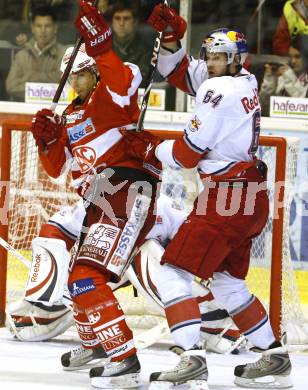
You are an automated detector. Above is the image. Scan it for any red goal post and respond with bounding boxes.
[0,119,307,347]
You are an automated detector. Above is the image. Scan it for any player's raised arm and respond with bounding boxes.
[75,1,142,99]
[147,3,206,95]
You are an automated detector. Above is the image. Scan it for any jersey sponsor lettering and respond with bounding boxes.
[68,118,95,143]
[76,323,93,334]
[78,223,122,265]
[114,197,144,259]
[65,110,85,124]
[97,324,122,341]
[241,88,260,114]
[69,277,96,297]
[72,145,97,173]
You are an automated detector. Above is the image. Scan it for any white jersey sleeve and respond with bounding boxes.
[157,47,208,96]
[156,71,261,175]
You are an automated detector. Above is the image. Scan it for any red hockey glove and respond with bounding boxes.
[75,1,112,58]
[147,4,187,43]
[31,109,64,152]
[122,131,162,163]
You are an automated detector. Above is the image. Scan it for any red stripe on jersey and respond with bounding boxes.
[173,137,206,168]
[167,56,194,94]
[165,297,201,328]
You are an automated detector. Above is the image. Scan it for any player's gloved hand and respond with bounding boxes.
[147,4,187,43]
[122,131,162,163]
[75,1,112,57]
[31,109,64,152]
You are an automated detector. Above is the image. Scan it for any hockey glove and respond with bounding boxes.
[122,131,162,163]
[31,109,64,152]
[147,4,187,43]
[75,1,112,58]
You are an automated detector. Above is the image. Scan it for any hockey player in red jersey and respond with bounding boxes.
[123,4,293,389]
[30,1,162,388]
[6,197,244,367]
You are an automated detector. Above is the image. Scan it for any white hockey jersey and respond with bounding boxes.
[156,54,261,178]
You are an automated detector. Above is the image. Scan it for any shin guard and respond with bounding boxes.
[86,298,136,361]
[73,303,101,349]
[230,295,275,349]
[165,296,201,350]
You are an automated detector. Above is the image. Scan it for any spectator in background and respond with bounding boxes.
[5,5,65,101]
[273,0,308,55]
[111,1,152,87]
[260,35,308,115]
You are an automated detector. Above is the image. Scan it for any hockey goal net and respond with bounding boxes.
[0,120,307,347]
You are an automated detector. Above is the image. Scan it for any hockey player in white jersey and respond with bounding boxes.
[123,4,293,389]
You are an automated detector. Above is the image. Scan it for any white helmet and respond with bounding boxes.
[60,43,97,75]
[200,28,248,65]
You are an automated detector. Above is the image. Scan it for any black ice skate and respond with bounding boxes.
[89,353,141,389]
[149,346,209,390]
[61,345,108,371]
[234,340,293,388]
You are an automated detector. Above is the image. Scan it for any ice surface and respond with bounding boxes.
[1,328,308,389]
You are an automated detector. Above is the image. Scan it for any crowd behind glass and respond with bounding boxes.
[0,0,307,114]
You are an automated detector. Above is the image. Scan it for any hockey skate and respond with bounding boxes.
[149,346,209,390]
[61,345,108,371]
[234,340,293,388]
[89,353,141,389]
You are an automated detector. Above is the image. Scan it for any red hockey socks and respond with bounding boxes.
[165,296,201,350]
[69,264,136,361]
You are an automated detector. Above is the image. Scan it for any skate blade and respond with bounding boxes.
[187,380,209,390]
[63,358,109,371]
[234,374,293,389]
[91,372,141,389]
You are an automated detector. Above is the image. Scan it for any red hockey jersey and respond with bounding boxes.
[39,49,160,191]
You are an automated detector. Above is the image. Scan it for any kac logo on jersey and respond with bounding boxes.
[68,118,95,143]
[72,146,97,173]
[188,115,202,132]
[69,278,96,297]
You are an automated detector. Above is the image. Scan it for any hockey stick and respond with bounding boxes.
[50,0,99,112]
[136,0,169,132]
[0,237,31,269]
[135,319,170,349]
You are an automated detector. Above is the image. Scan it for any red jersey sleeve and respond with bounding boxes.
[167,56,194,94]
[95,50,141,97]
